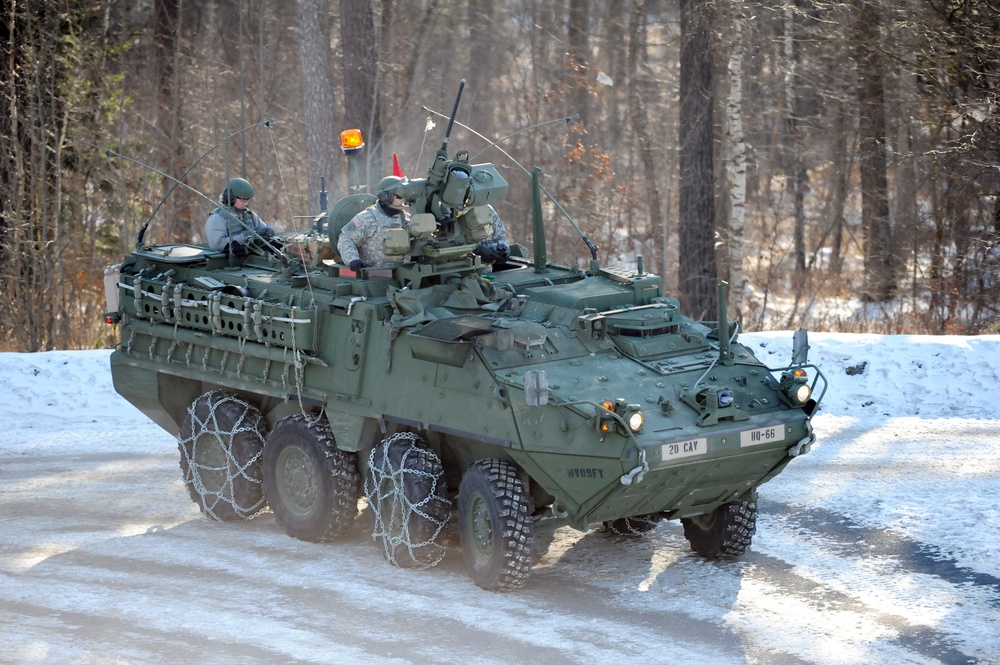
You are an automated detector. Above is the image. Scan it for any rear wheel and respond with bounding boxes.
[178,391,267,521]
[458,459,533,591]
[364,433,450,569]
[681,491,757,559]
[262,415,360,542]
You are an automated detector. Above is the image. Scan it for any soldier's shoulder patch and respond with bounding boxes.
[351,218,363,228]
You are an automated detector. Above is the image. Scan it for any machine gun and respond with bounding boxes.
[328,80,508,276]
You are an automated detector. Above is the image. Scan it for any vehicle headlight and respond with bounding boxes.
[628,411,645,432]
[780,368,811,405]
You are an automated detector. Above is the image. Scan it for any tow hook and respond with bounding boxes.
[620,448,649,485]
[788,434,815,457]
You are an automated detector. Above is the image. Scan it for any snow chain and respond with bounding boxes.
[604,515,660,537]
[178,394,268,521]
[365,433,449,569]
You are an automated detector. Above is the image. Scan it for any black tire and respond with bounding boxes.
[601,514,663,537]
[262,415,360,542]
[458,459,534,591]
[178,390,267,522]
[364,433,451,569]
[681,490,757,560]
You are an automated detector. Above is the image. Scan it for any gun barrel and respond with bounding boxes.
[440,79,466,152]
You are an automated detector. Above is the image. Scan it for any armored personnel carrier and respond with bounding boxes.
[106,83,825,590]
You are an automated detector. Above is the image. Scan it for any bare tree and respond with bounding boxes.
[567,0,591,128]
[627,0,664,277]
[466,0,500,134]
[154,0,193,239]
[853,0,896,301]
[0,0,123,350]
[678,0,718,319]
[298,0,338,210]
[783,2,808,275]
[340,0,382,187]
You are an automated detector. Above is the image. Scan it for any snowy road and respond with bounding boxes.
[1,338,999,664]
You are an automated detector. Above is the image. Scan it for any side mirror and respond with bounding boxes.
[792,328,810,365]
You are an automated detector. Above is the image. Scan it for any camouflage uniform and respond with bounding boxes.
[474,205,511,265]
[205,194,272,251]
[337,202,409,267]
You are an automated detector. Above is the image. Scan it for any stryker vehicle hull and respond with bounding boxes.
[109,241,822,589]
[108,82,824,589]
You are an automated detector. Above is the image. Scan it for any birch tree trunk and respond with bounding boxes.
[725,12,747,321]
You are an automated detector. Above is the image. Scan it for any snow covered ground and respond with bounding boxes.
[1,333,998,664]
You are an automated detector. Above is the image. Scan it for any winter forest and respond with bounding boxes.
[1,0,998,352]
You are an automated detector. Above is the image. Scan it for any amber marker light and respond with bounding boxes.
[341,129,364,155]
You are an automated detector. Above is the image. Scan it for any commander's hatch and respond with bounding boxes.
[134,244,224,264]
[604,302,711,360]
[406,316,497,367]
[407,315,549,367]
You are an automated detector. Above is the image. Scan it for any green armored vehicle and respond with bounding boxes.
[106,83,825,591]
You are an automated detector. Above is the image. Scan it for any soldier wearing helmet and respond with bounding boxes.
[205,177,275,255]
[337,175,410,271]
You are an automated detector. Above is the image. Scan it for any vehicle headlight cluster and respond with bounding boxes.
[599,398,644,434]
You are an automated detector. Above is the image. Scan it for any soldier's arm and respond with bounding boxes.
[205,212,242,250]
[337,215,370,265]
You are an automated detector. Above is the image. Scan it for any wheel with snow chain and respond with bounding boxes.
[681,490,757,560]
[601,514,663,537]
[263,415,360,542]
[178,390,267,522]
[364,433,451,569]
[458,459,534,591]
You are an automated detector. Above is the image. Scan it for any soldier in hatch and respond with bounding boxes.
[204,177,275,255]
[337,175,410,271]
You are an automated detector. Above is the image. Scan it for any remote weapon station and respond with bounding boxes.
[106,81,825,591]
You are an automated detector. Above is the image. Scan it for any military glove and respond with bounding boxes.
[495,242,511,264]
[349,259,364,271]
[260,225,275,239]
[477,240,510,264]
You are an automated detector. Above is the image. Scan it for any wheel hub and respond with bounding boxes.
[468,493,493,562]
[276,446,317,515]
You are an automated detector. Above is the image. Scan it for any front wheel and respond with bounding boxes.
[262,415,360,542]
[681,490,757,560]
[458,459,533,591]
[178,391,267,522]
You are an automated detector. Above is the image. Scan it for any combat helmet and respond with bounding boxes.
[376,176,406,208]
[224,177,254,205]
